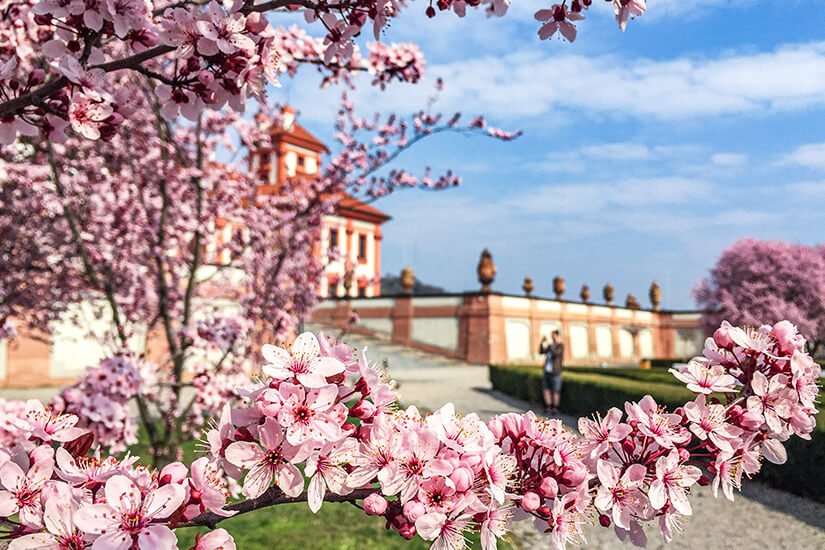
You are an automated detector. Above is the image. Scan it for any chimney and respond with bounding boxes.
[281,105,295,130]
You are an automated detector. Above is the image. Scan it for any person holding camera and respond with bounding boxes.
[539,330,564,415]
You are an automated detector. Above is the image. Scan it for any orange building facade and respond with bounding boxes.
[248,107,390,298]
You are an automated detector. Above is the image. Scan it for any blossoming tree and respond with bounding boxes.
[1,0,820,548]
[0,322,819,549]
[695,239,825,356]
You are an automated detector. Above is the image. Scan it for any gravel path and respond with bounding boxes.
[3,328,824,549]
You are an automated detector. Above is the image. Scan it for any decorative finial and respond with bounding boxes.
[342,269,353,296]
[603,283,614,305]
[401,266,415,295]
[626,293,640,310]
[649,280,662,311]
[522,276,534,297]
[477,249,496,293]
[553,276,565,300]
[580,284,590,303]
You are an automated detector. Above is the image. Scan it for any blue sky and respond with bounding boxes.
[267,0,825,309]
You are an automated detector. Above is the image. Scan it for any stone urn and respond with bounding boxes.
[580,284,590,303]
[477,249,496,293]
[401,266,415,295]
[603,283,615,305]
[522,276,534,296]
[649,280,662,311]
[553,276,565,299]
[626,293,640,309]
[342,270,353,296]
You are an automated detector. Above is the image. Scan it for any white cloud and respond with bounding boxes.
[780,142,825,170]
[291,41,825,124]
[711,152,747,167]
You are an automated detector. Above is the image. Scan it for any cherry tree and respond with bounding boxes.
[695,239,825,356]
[0,321,819,550]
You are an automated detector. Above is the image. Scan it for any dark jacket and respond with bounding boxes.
[540,341,564,374]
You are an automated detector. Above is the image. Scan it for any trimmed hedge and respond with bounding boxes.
[488,364,825,503]
[488,365,693,416]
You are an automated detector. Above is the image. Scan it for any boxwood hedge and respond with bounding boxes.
[488,364,824,503]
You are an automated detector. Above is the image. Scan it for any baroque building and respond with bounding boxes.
[248,106,390,298]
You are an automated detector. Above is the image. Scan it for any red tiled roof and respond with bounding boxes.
[335,192,391,224]
[270,122,329,153]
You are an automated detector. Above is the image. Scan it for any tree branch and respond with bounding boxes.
[177,487,377,529]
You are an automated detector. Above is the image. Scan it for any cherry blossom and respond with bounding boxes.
[73,475,185,548]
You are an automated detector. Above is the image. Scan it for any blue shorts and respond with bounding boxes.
[542,371,562,393]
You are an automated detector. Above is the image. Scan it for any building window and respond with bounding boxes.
[298,156,304,166]
[357,285,367,298]
[328,276,339,298]
[329,228,339,249]
[260,153,270,165]
[358,234,367,262]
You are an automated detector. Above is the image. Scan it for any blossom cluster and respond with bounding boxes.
[0,320,817,550]
[0,0,648,144]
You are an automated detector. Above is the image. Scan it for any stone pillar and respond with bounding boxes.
[391,296,413,346]
[461,294,492,364]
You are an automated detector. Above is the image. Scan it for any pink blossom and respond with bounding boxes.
[746,371,793,434]
[68,94,114,140]
[479,504,513,550]
[535,5,584,43]
[224,417,304,499]
[105,0,150,38]
[669,359,738,394]
[347,414,402,489]
[276,382,344,445]
[196,2,255,55]
[614,0,646,31]
[193,528,236,550]
[262,332,345,387]
[577,407,631,458]
[415,511,472,550]
[73,474,185,549]
[625,396,689,448]
[594,461,646,530]
[304,440,356,513]
[648,449,701,515]
[10,400,86,443]
[0,459,54,527]
[684,394,742,453]
[186,457,236,519]
[8,494,93,550]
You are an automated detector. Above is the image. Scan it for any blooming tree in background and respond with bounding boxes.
[0,321,819,550]
[695,239,825,356]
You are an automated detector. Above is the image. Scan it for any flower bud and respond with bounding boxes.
[698,474,711,486]
[450,467,473,492]
[399,523,416,540]
[341,422,357,435]
[30,444,54,464]
[539,476,558,499]
[599,513,611,527]
[28,69,46,87]
[621,438,636,455]
[520,491,541,512]
[351,399,376,420]
[487,417,504,439]
[159,462,187,485]
[403,500,425,522]
[234,427,255,442]
[678,448,691,462]
[713,325,734,348]
[536,505,552,519]
[562,461,587,486]
[364,494,388,516]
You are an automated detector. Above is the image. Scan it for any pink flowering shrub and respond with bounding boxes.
[0,320,819,549]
